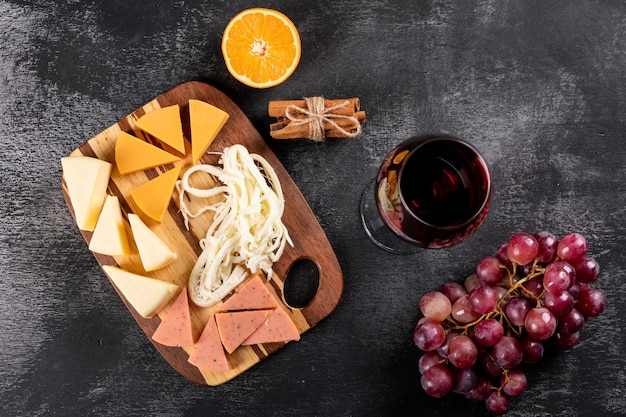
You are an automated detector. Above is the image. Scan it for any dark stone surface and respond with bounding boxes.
[1,1,625,416]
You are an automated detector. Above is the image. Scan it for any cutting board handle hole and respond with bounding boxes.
[283,258,320,309]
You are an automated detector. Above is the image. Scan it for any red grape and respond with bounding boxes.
[476,256,504,285]
[448,335,478,369]
[544,290,574,317]
[419,351,444,374]
[438,281,467,304]
[505,297,532,326]
[464,274,482,292]
[558,308,585,333]
[468,285,498,314]
[495,243,510,264]
[556,233,588,262]
[521,335,544,363]
[451,367,478,394]
[421,364,453,398]
[486,391,510,415]
[572,256,600,283]
[472,318,504,347]
[543,263,573,294]
[501,369,528,397]
[465,377,491,401]
[420,291,452,322]
[413,322,446,351]
[507,232,538,265]
[525,307,557,341]
[577,288,606,318]
[547,260,577,282]
[451,295,481,324]
[492,335,523,368]
[493,286,508,302]
[534,231,558,263]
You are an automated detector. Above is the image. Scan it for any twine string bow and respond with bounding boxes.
[284,96,362,141]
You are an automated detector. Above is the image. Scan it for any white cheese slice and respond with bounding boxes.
[61,156,112,231]
[102,265,179,318]
[89,195,131,256]
[128,214,177,271]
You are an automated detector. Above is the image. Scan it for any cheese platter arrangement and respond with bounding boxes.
[60,80,344,386]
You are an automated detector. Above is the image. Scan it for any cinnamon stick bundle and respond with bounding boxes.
[268,97,365,141]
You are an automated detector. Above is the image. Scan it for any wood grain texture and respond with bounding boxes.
[60,81,343,386]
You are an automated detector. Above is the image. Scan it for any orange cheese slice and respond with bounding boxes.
[217,273,278,312]
[189,99,229,163]
[115,131,181,175]
[215,310,273,354]
[152,287,194,347]
[135,105,185,154]
[188,315,230,372]
[242,306,301,345]
[130,165,182,222]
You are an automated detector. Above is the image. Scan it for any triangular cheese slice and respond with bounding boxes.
[102,265,179,318]
[130,165,182,222]
[89,195,131,256]
[217,274,277,312]
[135,105,185,154]
[115,131,181,175]
[152,287,194,347]
[189,99,229,163]
[242,306,301,345]
[128,214,177,271]
[61,156,111,231]
[215,310,273,354]
[188,315,230,372]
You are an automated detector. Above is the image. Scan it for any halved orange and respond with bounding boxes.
[221,8,301,89]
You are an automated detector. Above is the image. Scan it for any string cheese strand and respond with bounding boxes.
[176,144,293,307]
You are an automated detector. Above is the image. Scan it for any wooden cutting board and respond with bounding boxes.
[60,81,343,386]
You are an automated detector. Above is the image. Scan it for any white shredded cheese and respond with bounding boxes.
[176,144,293,307]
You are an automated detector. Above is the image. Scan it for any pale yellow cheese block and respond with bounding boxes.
[135,105,185,154]
[102,265,179,318]
[115,131,181,175]
[89,195,131,256]
[189,99,230,163]
[61,156,112,231]
[130,165,182,222]
[128,213,177,271]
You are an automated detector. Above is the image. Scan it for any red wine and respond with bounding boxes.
[375,134,491,248]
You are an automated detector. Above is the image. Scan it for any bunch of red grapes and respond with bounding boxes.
[413,232,606,415]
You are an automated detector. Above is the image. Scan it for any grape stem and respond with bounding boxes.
[448,259,545,336]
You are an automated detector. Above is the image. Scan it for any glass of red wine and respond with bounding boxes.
[360,133,492,254]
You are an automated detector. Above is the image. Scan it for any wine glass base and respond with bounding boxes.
[359,180,420,255]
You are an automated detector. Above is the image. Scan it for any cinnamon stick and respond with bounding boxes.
[270,111,366,139]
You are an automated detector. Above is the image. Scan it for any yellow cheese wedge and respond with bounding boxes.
[102,265,179,318]
[89,195,131,256]
[115,131,181,175]
[61,156,112,231]
[128,213,177,271]
[189,99,229,163]
[135,105,185,154]
[130,165,182,222]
